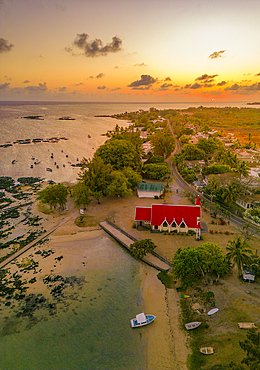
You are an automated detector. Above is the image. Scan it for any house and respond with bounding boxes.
[137,182,164,198]
[242,267,255,282]
[135,196,202,239]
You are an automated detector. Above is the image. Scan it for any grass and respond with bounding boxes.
[157,271,175,288]
[75,215,100,227]
[37,203,53,215]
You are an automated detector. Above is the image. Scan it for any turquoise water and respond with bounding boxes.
[0,235,147,370]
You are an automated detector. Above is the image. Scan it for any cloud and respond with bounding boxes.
[97,86,106,90]
[255,73,260,76]
[0,82,10,90]
[0,38,14,53]
[134,62,148,67]
[164,77,171,81]
[26,82,48,93]
[109,87,121,91]
[185,83,201,89]
[127,74,157,87]
[96,73,105,79]
[224,82,260,95]
[159,83,173,90]
[67,33,122,57]
[131,86,152,90]
[88,76,94,79]
[195,74,218,83]
[225,83,240,91]
[114,65,119,69]
[22,80,30,84]
[58,87,67,92]
[74,82,83,86]
[208,50,226,59]
[217,81,227,86]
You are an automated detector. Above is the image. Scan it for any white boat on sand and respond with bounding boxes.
[207,308,219,316]
[238,323,257,329]
[185,321,201,330]
[200,347,214,355]
[130,313,156,328]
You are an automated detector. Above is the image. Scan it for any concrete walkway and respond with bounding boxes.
[100,220,171,272]
[0,211,78,269]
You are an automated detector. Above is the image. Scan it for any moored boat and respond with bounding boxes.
[207,308,219,316]
[130,313,156,328]
[200,347,214,355]
[185,321,201,330]
[238,323,257,329]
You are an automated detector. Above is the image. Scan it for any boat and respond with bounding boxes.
[180,295,190,299]
[185,321,201,330]
[238,323,257,329]
[200,347,214,355]
[46,168,52,172]
[207,308,219,316]
[34,159,41,164]
[12,159,17,164]
[130,313,156,328]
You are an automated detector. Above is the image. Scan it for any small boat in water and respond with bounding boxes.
[200,347,214,355]
[12,159,17,164]
[46,168,52,172]
[185,321,201,330]
[130,313,156,328]
[34,159,41,164]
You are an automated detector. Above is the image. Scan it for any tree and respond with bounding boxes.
[37,183,68,210]
[226,236,253,277]
[196,137,220,155]
[181,143,206,160]
[79,156,112,203]
[107,171,132,197]
[122,167,142,189]
[239,329,260,370]
[130,239,157,259]
[71,182,91,209]
[150,131,175,158]
[172,243,230,287]
[95,139,141,171]
[142,163,171,180]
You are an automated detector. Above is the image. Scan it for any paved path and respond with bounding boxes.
[0,211,78,269]
[100,220,170,272]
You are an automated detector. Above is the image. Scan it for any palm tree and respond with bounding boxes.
[226,236,253,277]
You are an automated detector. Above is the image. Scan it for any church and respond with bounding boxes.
[134,196,202,239]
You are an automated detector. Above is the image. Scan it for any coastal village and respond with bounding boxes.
[1,107,260,369]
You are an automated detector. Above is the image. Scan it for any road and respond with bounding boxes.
[166,119,260,235]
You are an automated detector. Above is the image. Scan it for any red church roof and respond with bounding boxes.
[135,206,152,222]
[195,195,201,206]
[151,204,201,228]
[135,204,201,229]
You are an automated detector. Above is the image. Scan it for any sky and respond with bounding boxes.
[1,0,260,102]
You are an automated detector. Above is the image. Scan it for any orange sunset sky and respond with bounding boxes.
[1,0,260,102]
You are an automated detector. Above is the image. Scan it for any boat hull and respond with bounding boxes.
[130,314,156,328]
[200,347,214,355]
[185,321,201,330]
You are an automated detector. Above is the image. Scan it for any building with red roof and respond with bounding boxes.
[135,197,202,239]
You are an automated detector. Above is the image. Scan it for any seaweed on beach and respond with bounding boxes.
[17,177,43,185]
[0,208,20,221]
[0,177,15,190]
[35,249,54,258]
[22,215,42,227]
